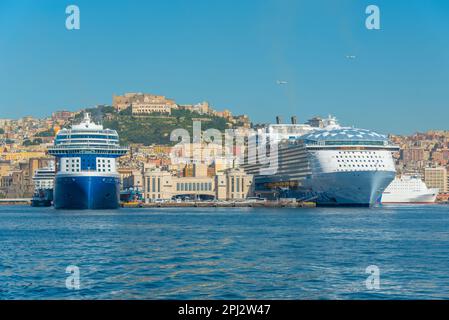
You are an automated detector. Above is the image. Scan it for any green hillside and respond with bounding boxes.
[77,106,232,146]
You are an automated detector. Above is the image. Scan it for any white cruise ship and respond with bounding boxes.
[32,162,55,191]
[31,162,55,207]
[243,116,399,207]
[381,176,438,204]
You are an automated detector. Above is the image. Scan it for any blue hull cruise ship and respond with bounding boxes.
[48,113,128,209]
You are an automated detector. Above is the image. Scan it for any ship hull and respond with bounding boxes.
[254,170,396,207]
[303,171,396,207]
[381,193,438,204]
[31,199,52,207]
[54,174,120,210]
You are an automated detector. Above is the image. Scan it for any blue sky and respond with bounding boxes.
[0,0,448,134]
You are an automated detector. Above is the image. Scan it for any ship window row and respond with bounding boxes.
[56,144,121,148]
[337,159,384,163]
[57,135,118,140]
[338,151,380,154]
[338,164,386,168]
[335,155,383,159]
[323,141,386,146]
[50,150,126,155]
[336,167,386,172]
[56,142,120,147]
[57,139,119,143]
[57,141,119,146]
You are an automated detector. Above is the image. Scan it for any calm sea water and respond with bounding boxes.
[1,204,449,300]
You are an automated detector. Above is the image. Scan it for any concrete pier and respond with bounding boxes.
[121,201,316,208]
[0,199,31,205]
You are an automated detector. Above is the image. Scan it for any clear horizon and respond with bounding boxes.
[1,0,448,135]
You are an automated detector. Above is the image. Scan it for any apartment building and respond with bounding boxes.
[424,167,448,193]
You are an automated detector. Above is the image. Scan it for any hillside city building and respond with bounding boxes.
[113,93,177,115]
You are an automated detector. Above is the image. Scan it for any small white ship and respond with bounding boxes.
[32,163,55,191]
[381,175,438,204]
[31,162,55,207]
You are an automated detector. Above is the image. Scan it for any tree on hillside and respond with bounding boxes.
[36,129,54,137]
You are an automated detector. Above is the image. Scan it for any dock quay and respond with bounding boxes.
[0,199,31,205]
[0,199,316,208]
[121,200,316,208]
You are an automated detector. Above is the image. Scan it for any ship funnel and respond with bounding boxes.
[276,116,282,124]
[291,116,297,124]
